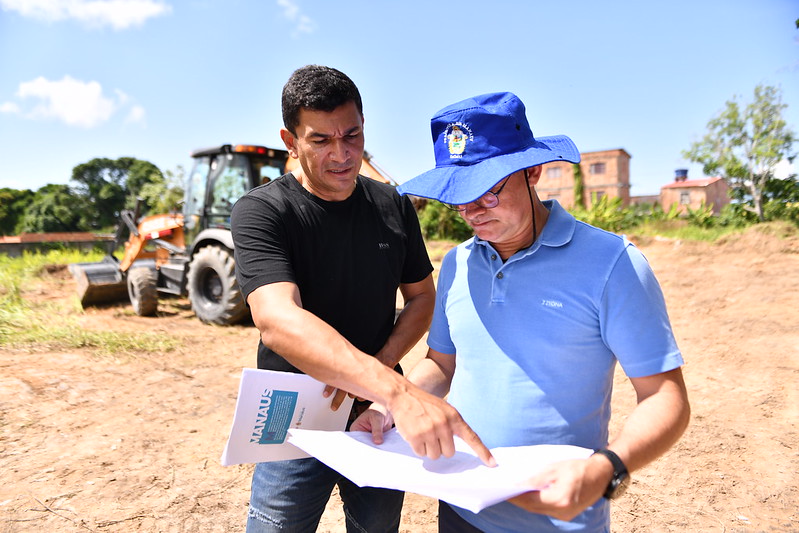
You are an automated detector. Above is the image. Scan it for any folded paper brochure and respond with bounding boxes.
[220,368,353,466]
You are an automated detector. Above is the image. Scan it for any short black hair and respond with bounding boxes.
[281,65,363,135]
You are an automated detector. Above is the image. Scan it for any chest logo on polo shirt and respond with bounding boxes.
[541,299,563,309]
[378,242,390,250]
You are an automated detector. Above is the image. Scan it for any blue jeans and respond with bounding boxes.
[246,457,404,533]
[438,502,484,533]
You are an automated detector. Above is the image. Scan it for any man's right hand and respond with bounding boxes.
[385,386,496,467]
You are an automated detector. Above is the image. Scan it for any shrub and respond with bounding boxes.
[716,203,756,228]
[571,195,627,233]
[763,200,799,226]
[418,201,473,242]
[686,201,716,228]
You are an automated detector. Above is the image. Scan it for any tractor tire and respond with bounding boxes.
[187,245,248,325]
[127,267,158,316]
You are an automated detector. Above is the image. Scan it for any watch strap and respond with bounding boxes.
[592,448,629,499]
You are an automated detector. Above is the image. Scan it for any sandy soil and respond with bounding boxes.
[1,227,798,532]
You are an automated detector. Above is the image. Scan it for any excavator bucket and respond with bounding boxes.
[68,256,129,307]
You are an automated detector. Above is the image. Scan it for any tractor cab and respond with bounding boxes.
[183,144,289,245]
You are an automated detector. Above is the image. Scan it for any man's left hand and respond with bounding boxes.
[508,455,611,522]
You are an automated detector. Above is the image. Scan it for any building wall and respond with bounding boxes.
[536,149,631,208]
[629,194,660,206]
[704,180,731,214]
[660,179,730,215]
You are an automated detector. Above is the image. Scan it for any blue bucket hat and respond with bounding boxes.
[398,92,580,205]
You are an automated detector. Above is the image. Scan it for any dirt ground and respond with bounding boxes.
[1,227,798,532]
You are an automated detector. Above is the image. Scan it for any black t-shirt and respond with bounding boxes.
[231,173,433,372]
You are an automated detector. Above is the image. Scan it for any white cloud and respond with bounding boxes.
[276,0,298,20]
[115,88,130,105]
[0,101,21,113]
[4,75,145,128]
[276,0,316,37]
[295,14,315,35]
[124,104,146,125]
[17,76,115,127]
[0,0,172,30]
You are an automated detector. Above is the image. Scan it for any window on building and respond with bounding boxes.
[546,167,562,179]
[594,191,605,200]
[589,162,606,174]
[680,191,691,205]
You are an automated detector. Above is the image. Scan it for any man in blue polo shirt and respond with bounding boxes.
[353,92,690,532]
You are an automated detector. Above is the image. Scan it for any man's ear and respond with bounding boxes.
[280,128,298,158]
[527,166,543,186]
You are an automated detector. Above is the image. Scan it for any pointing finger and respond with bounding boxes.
[455,421,496,467]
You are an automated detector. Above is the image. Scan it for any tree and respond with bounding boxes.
[18,184,87,233]
[572,163,586,209]
[763,165,799,203]
[70,158,128,229]
[138,165,185,214]
[70,157,164,229]
[0,188,35,235]
[123,159,166,211]
[683,84,796,221]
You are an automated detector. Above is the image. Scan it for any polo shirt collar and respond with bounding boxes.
[537,199,576,248]
[472,199,576,258]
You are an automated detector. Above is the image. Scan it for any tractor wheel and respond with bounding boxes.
[187,245,248,325]
[127,267,158,316]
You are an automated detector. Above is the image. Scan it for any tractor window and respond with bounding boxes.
[254,159,284,185]
[184,156,211,224]
[209,154,249,215]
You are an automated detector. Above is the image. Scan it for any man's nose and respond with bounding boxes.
[462,201,487,216]
[330,139,349,162]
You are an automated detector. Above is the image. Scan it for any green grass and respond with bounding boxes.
[626,219,740,241]
[0,249,178,357]
[628,219,798,242]
[0,249,105,308]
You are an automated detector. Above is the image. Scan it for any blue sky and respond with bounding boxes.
[0,0,797,196]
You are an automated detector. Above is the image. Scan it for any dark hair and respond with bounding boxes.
[281,65,363,135]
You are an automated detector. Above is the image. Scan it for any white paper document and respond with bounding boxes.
[220,368,354,466]
[287,428,593,513]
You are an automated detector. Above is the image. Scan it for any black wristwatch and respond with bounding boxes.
[592,448,630,499]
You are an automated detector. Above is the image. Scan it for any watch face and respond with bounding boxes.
[608,472,630,499]
[594,449,631,500]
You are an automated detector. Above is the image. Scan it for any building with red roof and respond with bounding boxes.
[660,170,729,215]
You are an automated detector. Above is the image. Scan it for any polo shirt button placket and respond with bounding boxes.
[492,269,507,302]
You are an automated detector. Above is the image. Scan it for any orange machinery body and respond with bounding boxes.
[119,213,185,272]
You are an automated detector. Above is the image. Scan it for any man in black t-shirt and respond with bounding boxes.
[231,65,493,533]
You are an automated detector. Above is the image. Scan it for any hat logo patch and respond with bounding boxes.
[444,122,473,159]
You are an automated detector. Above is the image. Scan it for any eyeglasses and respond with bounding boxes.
[446,175,512,212]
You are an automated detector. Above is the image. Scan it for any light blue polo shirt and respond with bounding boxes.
[428,200,683,532]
